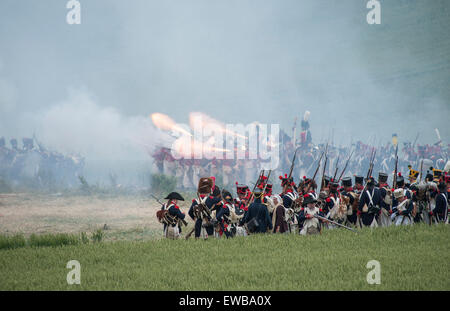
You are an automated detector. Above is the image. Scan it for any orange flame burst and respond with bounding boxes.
[172,135,230,159]
[150,113,192,137]
[189,112,247,140]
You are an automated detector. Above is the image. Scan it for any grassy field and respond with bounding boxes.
[0,224,448,291]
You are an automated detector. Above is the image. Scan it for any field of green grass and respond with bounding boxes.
[0,224,448,291]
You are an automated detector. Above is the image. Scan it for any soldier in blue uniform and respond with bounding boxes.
[279,174,298,210]
[377,172,393,226]
[215,190,233,238]
[161,192,186,239]
[341,177,358,225]
[358,177,381,227]
[432,182,448,223]
[241,188,273,233]
[392,188,415,225]
[396,174,412,199]
[298,194,326,235]
[188,181,222,239]
[323,181,339,216]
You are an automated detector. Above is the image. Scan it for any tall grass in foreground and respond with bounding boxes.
[28,233,81,248]
[0,231,100,250]
[0,234,26,250]
[0,224,448,290]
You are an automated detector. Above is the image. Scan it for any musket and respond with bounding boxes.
[337,149,354,182]
[292,117,298,149]
[261,170,272,195]
[412,132,420,150]
[333,155,340,181]
[246,170,265,206]
[313,214,358,233]
[282,147,300,195]
[419,159,424,182]
[319,143,329,192]
[303,151,325,194]
[393,145,399,189]
[185,192,214,240]
[185,227,196,240]
[366,148,376,181]
[196,192,212,219]
[152,194,188,226]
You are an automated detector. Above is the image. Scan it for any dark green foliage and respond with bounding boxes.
[28,233,80,248]
[150,173,177,194]
[0,234,26,250]
[80,232,89,244]
[92,229,103,243]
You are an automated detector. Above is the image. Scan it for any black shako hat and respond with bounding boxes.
[396,175,405,188]
[378,172,388,183]
[303,194,317,206]
[342,177,352,188]
[212,185,221,197]
[222,190,233,203]
[164,192,185,201]
[354,175,364,184]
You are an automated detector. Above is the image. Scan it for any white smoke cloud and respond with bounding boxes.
[17,88,173,184]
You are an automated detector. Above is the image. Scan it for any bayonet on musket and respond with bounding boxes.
[305,151,325,189]
[333,155,340,181]
[246,170,265,207]
[338,149,354,182]
[320,143,329,192]
[282,147,300,195]
[314,214,358,233]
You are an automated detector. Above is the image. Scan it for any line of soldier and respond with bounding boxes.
[0,136,84,187]
[156,164,450,239]
[150,138,449,195]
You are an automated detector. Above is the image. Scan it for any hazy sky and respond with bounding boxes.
[0,0,449,161]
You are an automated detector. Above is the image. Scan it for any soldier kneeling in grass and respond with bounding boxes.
[391,189,414,226]
[298,194,325,235]
[157,192,186,239]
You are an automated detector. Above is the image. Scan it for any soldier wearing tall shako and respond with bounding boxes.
[158,192,186,239]
[341,177,358,226]
[377,172,393,227]
[322,180,344,228]
[357,176,381,227]
[279,174,298,210]
[279,174,299,232]
[235,183,251,213]
[396,173,412,200]
[188,177,222,239]
[298,177,318,201]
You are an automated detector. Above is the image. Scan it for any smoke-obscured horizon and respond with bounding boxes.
[1,0,449,184]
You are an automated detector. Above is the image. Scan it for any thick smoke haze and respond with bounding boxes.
[0,0,449,183]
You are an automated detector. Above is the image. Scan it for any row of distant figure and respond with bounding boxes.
[0,136,85,189]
